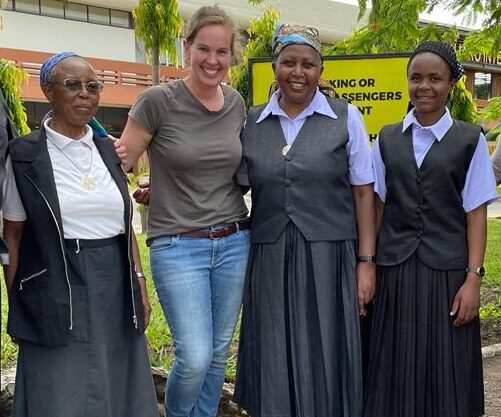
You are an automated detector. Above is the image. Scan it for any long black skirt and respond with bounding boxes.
[11,235,158,417]
[234,223,363,417]
[363,254,484,417]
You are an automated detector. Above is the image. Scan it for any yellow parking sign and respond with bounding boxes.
[249,54,411,141]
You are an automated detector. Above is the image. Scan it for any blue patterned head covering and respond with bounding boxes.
[272,23,322,60]
[40,52,80,86]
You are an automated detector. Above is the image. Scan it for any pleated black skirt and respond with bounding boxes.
[234,223,363,417]
[363,254,484,417]
[11,235,158,417]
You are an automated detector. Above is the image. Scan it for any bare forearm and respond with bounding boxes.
[466,204,487,271]
[3,254,18,294]
[131,230,143,275]
[131,229,152,327]
[2,219,24,294]
[449,204,486,325]
[352,184,376,256]
[375,196,384,234]
[115,117,152,172]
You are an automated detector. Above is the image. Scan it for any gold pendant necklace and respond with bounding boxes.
[82,175,96,191]
[57,143,96,190]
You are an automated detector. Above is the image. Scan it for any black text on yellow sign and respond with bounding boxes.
[249,54,411,141]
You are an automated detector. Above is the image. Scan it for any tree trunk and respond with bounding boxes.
[152,43,160,85]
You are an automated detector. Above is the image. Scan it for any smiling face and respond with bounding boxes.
[273,43,323,118]
[42,57,100,138]
[407,52,455,126]
[184,23,232,90]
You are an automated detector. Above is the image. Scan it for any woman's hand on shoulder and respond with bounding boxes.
[450,274,481,326]
[114,140,128,166]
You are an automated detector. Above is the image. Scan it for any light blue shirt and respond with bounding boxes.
[372,108,498,212]
[238,89,374,186]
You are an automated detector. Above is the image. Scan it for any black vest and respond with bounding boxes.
[7,128,144,346]
[376,120,480,269]
[243,98,357,243]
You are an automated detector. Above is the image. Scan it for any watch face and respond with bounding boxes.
[479,266,485,277]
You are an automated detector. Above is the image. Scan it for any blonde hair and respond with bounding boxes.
[185,5,237,55]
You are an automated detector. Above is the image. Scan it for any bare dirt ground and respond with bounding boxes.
[483,354,501,417]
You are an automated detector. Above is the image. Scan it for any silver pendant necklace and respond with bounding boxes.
[57,144,96,190]
[282,144,292,156]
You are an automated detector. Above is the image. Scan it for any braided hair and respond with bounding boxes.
[408,41,464,82]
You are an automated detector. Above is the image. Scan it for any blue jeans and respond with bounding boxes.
[150,224,250,417]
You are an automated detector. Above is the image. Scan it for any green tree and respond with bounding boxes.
[440,0,501,55]
[0,59,30,135]
[478,97,501,141]
[0,0,30,135]
[331,0,457,55]
[230,6,279,107]
[133,0,183,85]
[349,0,500,123]
[323,0,479,123]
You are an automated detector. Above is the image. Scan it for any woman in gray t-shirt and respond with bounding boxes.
[492,136,501,185]
[115,6,250,417]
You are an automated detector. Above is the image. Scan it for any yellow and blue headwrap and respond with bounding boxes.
[271,23,322,60]
[40,52,80,86]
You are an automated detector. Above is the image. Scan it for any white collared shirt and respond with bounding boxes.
[3,119,125,239]
[239,89,374,186]
[372,108,498,212]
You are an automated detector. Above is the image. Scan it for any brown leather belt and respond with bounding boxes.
[180,221,250,240]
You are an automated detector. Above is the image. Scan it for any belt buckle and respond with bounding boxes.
[209,228,221,240]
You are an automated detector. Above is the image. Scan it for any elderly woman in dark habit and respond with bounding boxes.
[2,52,158,417]
[234,24,376,417]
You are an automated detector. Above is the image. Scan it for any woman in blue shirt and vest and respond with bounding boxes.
[234,24,377,417]
[364,41,498,417]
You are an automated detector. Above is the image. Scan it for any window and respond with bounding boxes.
[41,0,64,18]
[64,2,87,22]
[15,0,40,14]
[474,72,492,100]
[110,9,130,28]
[11,1,132,28]
[159,37,184,66]
[88,5,110,25]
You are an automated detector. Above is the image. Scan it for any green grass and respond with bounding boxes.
[2,221,501,378]
[480,219,501,318]
[1,277,17,367]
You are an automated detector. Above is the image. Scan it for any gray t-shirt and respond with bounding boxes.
[492,137,501,185]
[129,80,248,240]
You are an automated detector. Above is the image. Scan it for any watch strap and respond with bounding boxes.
[465,266,484,278]
[357,255,376,263]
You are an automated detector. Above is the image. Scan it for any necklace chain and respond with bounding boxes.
[56,143,96,190]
